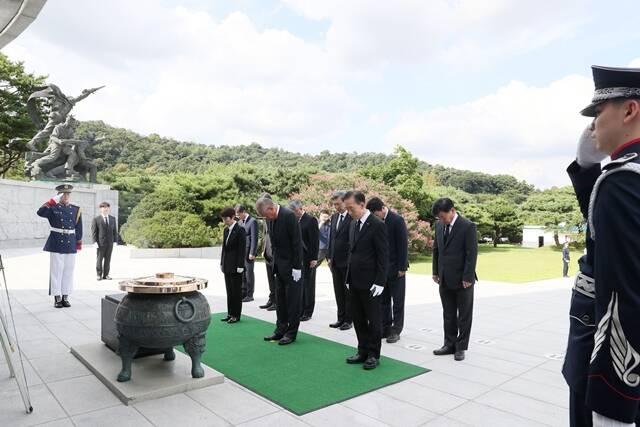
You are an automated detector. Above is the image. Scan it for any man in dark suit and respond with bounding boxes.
[289,200,319,321]
[366,197,408,344]
[91,201,118,281]
[327,191,353,330]
[344,191,388,370]
[235,205,258,302]
[256,196,303,345]
[220,207,246,323]
[432,198,478,361]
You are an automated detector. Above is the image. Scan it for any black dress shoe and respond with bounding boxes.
[339,322,353,331]
[329,321,342,328]
[267,304,277,311]
[103,276,112,280]
[264,333,283,341]
[259,301,273,309]
[433,346,455,356]
[61,295,71,308]
[300,315,312,321]
[363,357,379,370]
[220,316,231,322]
[242,296,254,302]
[454,350,466,361]
[54,297,63,308]
[278,336,295,345]
[346,353,367,364]
[386,332,400,343]
[227,317,239,324]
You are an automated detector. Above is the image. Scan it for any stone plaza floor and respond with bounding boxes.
[0,245,572,426]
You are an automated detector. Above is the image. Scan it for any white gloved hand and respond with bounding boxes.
[577,125,607,167]
[53,193,63,203]
[236,268,244,274]
[345,283,350,290]
[292,269,302,282]
[370,284,384,297]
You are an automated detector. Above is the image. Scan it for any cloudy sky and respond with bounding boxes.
[4,0,640,188]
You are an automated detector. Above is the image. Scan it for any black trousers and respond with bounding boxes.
[96,244,113,278]
[351,287,382,359]
[563,261,570,277]
[382,274,406,335]
[439,284,474,351]
[569,389,592,427]
[274,271,303,339]
[224,272,243,318]
[331,265,351,323]
[302,263,316,317]
[242,258,255,298]
[266,262,276,304]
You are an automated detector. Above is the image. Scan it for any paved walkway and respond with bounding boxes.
[0,246,573,426]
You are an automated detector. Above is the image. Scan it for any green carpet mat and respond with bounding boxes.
[190,313,429,415]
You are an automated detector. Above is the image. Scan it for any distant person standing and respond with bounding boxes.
[317,212,331,266]
[432,198,478,361]
[37,184,83,308]
[91,201,118,281]
[260,229,277,311]
[220,207,246,323]
[327,191,353,330]
[562,242,571,278]
[235,204,258,302]
[289,200,319,321]
[366,197,409,344]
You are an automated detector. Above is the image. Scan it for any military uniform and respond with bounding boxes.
[36,184,83,307]
[566,66,640,426]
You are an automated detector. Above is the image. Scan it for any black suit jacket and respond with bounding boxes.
[346,213,388,290]
[91,215,118,247]
[267,205,303,276]
[328,211,352,268]
[221,223,246,273]
[432,216,478,290]
[384,210,409,279]
[299,212,319,264]
[240,215,258,258]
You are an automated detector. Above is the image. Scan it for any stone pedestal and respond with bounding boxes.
[0,178,118,249]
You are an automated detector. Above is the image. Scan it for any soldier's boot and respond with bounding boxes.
[54,296,63,308]
[61,295,71,308]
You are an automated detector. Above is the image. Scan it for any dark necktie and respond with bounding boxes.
[355,219,362,238]
[104,216,108,226]
[336,214,343,230]
[444,224,450,244]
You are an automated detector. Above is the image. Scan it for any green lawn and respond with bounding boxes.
[409,244,580,283]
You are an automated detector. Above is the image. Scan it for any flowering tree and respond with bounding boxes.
[289,173,432,254]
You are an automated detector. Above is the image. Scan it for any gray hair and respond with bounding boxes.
[256,196,276,214]
[331,190,346,201]
[288,199,303,210]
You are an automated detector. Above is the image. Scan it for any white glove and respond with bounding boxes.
[292,269,302,282]
[53,194,63,203]
[345,283,350,290]
[576,125,607,167]
[370,284,384,297]
[236,268,244,274]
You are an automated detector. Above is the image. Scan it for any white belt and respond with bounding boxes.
[573,272,595,299]
[51,227,75,235]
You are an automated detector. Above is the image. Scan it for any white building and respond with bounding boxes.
[522,225,571,248]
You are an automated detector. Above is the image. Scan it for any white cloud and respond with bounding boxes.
[282,0,587,68]
[3,1,354,147]
[386,75,595,188]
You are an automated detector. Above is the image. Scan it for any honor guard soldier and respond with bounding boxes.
[37,184,83,308]
[567,65,640,426]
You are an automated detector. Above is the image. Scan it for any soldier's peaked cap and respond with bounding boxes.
[55,184,74,193]
[581,65,640,117]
